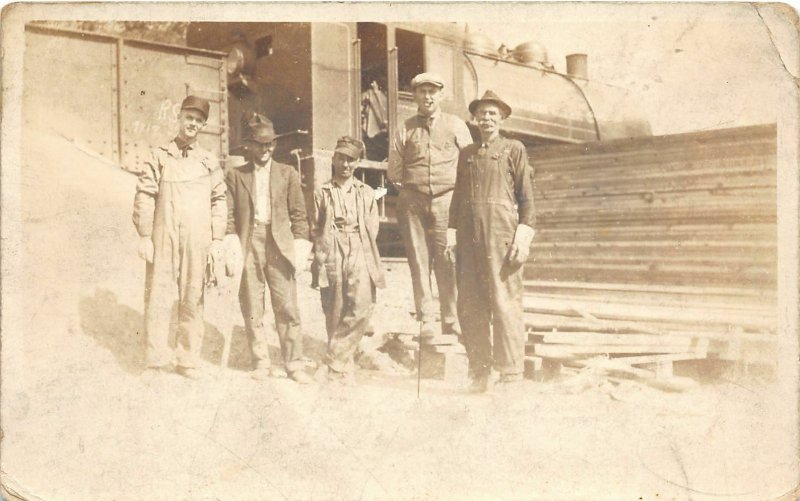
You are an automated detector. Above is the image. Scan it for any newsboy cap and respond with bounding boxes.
[180,95,210,120]
[410,72,445,89]
[468,90,512,118]
[334,136,364,159]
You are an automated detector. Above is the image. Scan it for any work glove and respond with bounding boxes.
[444,228,458,265]
[223,234,243,277]
[208,239,225,265]
[293,239,313,276]
[138,237,154,263]
[505,224,535,268]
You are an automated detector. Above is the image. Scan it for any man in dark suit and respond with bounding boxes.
[224,121,313,383]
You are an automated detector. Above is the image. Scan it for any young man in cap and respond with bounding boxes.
[387,72,473,339]
[133,95,227,379]
[311,137,385,383]
[446,90,536,393]
[224,119,313,384]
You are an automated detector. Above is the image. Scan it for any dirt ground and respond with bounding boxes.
[1,130,798,501]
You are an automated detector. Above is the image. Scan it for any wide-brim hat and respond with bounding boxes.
[468,90,512,118]
[180,95,210,120]
[334,136,364,159]
[245,121,290,144]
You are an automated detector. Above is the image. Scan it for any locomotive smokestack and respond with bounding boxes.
[566,53,588,79]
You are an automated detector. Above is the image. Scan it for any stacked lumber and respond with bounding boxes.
[526,124,777,289]
[523,124,778,373]
[386,333,467,381]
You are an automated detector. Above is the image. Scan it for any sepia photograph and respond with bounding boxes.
[1,2,799,500]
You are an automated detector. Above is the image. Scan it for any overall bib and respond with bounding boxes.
[145,154,216,369]
[455,142,526,376]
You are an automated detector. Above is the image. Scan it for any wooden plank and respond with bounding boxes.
[429,344,466,354]
[522,295,776,330]
[538,331,697,346]
[418,334,459,346]
[524,279,769,297]
[533,343,694,356]
[609,352,708,365]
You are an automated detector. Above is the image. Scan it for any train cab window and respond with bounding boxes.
[396,29,425,93]
[358,22,390,161]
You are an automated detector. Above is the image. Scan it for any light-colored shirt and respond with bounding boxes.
[387,110,473,194]
[254,159,271,224]
[330,178,358,230]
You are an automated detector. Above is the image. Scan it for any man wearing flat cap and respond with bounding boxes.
[224,119,313,384]
[311,137,385,383]
[133,95,227,380]
[388,72,473,339]
[446,90,536,392]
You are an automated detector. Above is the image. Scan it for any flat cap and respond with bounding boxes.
[334,136,364,159]
[180,95,210,120]
[410,72,445,89]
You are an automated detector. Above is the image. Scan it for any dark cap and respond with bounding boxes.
[180,95,210,120]
[468,90,512,118]
[334,136,364,159]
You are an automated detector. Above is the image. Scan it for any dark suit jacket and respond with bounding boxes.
[225,160,310,270]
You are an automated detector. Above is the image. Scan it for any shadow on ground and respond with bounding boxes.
[78,288,332,374]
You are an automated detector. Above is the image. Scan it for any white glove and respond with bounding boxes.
[444,228,458,264]
[506,224,535,268]
[208,239,225,264]
[293,239,313,275]
[138,237,154,263]
[223,234,243,277]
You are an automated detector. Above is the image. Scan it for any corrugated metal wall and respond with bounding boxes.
[524,124,777,343]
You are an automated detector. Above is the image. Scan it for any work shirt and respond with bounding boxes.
[254,159,272,224]
[330,178,359,231]
[449,135,535,231]
[388,110,473,196]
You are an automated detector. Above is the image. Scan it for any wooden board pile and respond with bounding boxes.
[387,333,467,382]
[523,295,777,390]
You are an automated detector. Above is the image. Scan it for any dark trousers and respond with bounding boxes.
[239,224,304,372]
[320,232,375,373]
[456,219,525,377]
[397,188,458,325]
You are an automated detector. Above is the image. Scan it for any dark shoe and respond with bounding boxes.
[499,372,524,384]
[469,370,498,393]
[289,370,313,384]
[315,365,355,385]
[176,366,209,381]
[442,321,462,336]
[469,374,491,393]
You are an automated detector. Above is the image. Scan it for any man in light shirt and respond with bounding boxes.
[387,72,473,339]
[224,120,313,383]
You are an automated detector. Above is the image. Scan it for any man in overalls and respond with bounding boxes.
[446,90,536,392]
[311,137,385,383]
[133,95,227,380]
[387,72,473,339]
